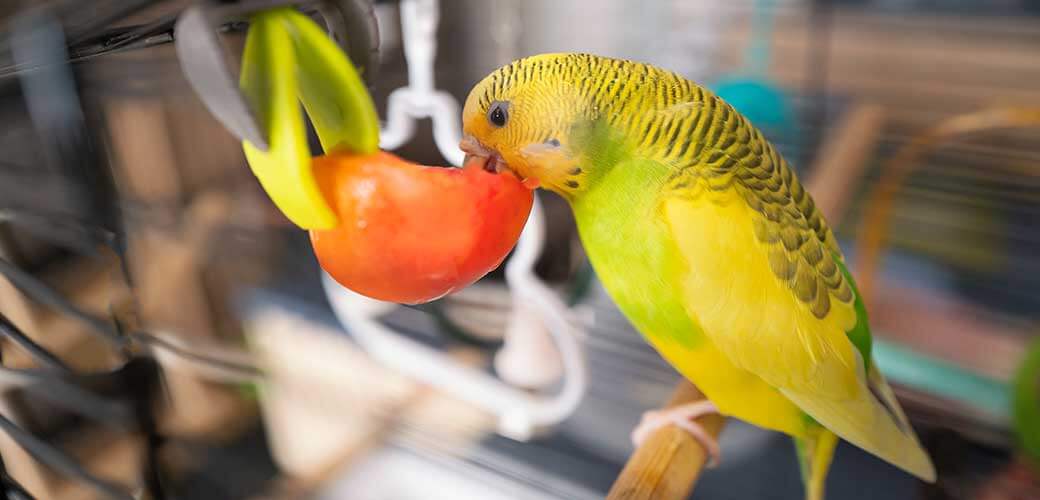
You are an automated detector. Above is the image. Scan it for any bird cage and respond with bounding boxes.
[0,0,1038,499]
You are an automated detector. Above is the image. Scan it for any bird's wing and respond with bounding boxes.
[660,127,934,480]
[661,136,861,398]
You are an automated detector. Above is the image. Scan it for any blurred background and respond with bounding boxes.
[0,0,1038,499]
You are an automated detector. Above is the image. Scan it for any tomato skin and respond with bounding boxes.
[309,151,534,304]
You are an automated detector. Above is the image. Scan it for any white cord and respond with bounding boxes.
[322,267,586,440]
[500,198,587,423]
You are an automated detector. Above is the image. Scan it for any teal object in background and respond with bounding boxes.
[711,0,800,162]
[872,339,1010,421]
[713,78,795,136]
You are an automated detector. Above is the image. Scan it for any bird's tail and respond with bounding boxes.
[794,427,839,500]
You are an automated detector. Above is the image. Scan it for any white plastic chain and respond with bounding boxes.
[323,0,587,440]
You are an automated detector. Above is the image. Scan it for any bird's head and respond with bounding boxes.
[461,54,601,198]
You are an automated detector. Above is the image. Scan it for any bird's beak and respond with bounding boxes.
[460,135,539,189]
[460,135,507,174]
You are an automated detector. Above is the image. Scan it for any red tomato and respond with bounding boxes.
[310,151,534,304]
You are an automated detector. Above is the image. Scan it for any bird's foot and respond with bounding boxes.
[630,400,721,467]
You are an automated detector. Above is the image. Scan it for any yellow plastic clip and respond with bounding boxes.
[239,8,380,230]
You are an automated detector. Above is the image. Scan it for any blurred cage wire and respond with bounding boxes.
[0,0,1036,500]
[0,1,300,499]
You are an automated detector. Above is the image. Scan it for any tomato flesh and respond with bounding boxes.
[310,151,534,304]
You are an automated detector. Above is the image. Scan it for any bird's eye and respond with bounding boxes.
[488,101,509,127]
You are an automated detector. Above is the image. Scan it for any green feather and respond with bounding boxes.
[834,255,873,370]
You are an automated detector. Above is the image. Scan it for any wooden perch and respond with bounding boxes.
[607,102,886,499]
[606,382,725,500]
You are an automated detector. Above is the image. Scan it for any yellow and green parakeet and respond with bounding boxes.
[460,53,935,500]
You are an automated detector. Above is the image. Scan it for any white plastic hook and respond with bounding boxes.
[322,202,588,439]
[328,0,587,439]
[379,0,463,166]
[495,199,565,389]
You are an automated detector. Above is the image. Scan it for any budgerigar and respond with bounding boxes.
[459,53,935,500]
